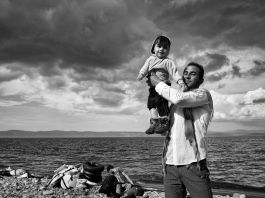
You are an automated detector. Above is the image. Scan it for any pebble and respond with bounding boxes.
[39,186,46,190]
[213,193,246,198]
[22,195,29,198]
[232,193,246,198]
[43,189,54,195]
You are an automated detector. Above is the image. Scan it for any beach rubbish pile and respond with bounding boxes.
[0,164,249,198]
[0,166,39,179]
[99,174,119,196]
[48,161,105,189]
[99,166,145,198]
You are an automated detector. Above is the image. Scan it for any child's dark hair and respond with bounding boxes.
[151,35,171,54]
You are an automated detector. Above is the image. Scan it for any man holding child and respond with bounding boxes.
[147,62,214,198]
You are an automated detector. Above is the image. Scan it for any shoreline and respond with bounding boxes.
[138,180,265,198]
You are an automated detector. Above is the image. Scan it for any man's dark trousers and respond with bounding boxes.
[164,160,213,198]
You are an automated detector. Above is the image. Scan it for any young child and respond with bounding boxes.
[137,35,184,134]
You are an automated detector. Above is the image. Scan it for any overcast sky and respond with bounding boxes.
[0,0,265,132]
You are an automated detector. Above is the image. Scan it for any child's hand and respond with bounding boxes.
[137,74,143,81]
[177,79,188,92]
[179,83,188,92]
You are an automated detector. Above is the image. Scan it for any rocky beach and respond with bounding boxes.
[0,176,165,198]
[0,176,248,198]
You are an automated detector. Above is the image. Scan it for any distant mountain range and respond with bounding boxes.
[0,129,264,138]
[0,130,151,138]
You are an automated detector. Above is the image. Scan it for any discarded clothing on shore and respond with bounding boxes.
[99,165,144,198]
[0,169,11,177]
[48,161,104,189]
[0,167,41,178]
[99,177,144,198]
[79,161,105,183]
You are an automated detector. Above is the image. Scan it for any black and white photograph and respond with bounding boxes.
[0,0,265,197]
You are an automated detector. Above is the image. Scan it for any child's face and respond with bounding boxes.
[154,43,169,59]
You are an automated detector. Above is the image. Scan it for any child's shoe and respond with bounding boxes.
[154,117,170,134]
[145,118,159,134]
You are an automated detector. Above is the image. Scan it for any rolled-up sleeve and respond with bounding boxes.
[155,82,209,108]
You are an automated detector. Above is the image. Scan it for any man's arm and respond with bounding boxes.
[115,167,134,185]
[155,82,209,108]
[121,171,134,185]
[148,74,209,108]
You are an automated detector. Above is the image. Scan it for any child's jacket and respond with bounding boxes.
[137,55,181,82]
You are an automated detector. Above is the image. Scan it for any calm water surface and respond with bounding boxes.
[0,136,264,188]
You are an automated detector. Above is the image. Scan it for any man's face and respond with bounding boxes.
[183,65,203,89]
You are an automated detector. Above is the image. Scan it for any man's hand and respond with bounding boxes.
[146,73,161,87]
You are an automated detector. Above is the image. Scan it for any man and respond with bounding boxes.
[100,165,143,198]
[147,62,214,198]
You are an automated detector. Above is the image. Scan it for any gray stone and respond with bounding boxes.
[22,194,29,198]
[43,189,54,195]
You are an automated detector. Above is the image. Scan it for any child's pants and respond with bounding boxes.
[147,84,170,117]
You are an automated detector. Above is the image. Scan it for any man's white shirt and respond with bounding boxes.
[155,82,213,165]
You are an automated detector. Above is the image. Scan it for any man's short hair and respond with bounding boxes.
[187,62,204,79]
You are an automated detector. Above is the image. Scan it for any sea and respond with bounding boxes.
[0,136,265,188]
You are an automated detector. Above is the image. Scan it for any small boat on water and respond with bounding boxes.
[137,180,265,198]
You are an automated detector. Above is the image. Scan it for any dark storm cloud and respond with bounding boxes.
[69,67,116,83]
[205,53,229,72]
[247,60,265,76]
[0,94,25,102]
[93,96,123,107]
[1,0,265,81]
[206,59,265,82]
[206,72,227,82]
[0,0,154,74]
[68,60,141,83]
[217,83,225,89]
[103,86,126,95]
[205,63,240,82]
[231,65,242,77]
[0,71,23,82]
[253,98,265,104]
[205,64,245,82]
[38,64,62,77]
[47,77,67,89]
[90,81,127,107]
[134,89,147,103]
[155,0,265,49]
[191,52,229,82]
